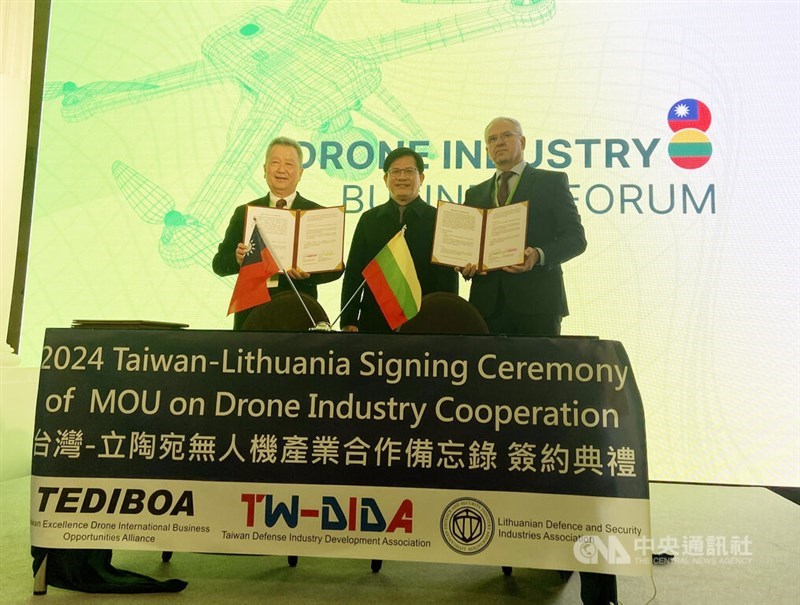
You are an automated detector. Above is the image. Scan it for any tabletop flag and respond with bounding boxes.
[362,228,422,330]
[227,227,280,315]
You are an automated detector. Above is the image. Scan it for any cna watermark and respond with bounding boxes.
[574,535,754,566]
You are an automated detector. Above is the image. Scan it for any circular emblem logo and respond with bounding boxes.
[440,498,494,555]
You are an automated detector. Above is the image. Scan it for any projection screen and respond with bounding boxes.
[18,0,799,487]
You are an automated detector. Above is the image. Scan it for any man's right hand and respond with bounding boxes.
[341,325,359,333]
[455,263,485,279]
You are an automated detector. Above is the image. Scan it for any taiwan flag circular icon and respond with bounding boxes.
[668,98,712,132]
[668,129,712,169]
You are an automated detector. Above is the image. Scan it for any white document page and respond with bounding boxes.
[246,206,295,272]
[482,201,528,270]
[296,206,345,273]
[431,201,484,267]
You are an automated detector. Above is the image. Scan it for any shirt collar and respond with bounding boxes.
[386,196,424,217]
[494,159,526,179]
[268,191,298,208]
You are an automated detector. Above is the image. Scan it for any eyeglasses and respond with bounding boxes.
[387,167,419,177]
[486,131,521,146]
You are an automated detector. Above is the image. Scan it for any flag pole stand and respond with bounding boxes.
[329,280,367,330]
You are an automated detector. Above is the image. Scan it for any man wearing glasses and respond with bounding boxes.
[458,116,587,338]
[459,119,615,604]
[340,147,458,332]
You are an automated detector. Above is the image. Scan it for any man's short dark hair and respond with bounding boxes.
[383,147,424,174]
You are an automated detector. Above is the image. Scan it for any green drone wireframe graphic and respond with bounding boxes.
[44,0,556,271]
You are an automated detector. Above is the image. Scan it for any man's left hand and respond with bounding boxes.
[503,247,539,273]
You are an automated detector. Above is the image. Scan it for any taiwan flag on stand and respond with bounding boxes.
[362,228,422,330]
[227,226,280,315]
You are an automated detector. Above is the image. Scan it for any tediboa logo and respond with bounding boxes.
[668,98,713,169]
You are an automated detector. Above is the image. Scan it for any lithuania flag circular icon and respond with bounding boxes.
[668,129,712,169]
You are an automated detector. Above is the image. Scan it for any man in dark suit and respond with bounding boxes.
[340,147,458,333]
[459,118,615,605]
[459,116,586,336]
[213,136,341,329]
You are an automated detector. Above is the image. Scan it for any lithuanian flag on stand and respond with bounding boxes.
[362,228,422,330]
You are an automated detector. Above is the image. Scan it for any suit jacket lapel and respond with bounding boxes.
[293,194,316,210]
[511,164,536,205]
[475,178,495,209]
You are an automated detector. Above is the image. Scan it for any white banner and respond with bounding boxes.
[31,476,651,576]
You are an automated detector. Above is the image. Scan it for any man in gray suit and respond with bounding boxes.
[459,116,586,336]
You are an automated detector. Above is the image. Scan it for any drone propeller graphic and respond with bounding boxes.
[43,81,159,104]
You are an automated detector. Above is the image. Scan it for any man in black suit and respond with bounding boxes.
[459,118,615,605]
[459,116,586,336]
[340,147,458,333]
[213,136,341,329]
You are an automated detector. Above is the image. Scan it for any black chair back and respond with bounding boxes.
[240,291,329,331]
[398,292,488,335]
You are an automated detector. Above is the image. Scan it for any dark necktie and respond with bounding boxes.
[496,171,514,206]
[275,198,287,209]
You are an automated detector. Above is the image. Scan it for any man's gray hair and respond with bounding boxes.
[266,136,303,164]
[484,117,523,141]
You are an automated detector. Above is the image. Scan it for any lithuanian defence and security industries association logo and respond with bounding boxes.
[440,498,494,555]
[668,98,713,169]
